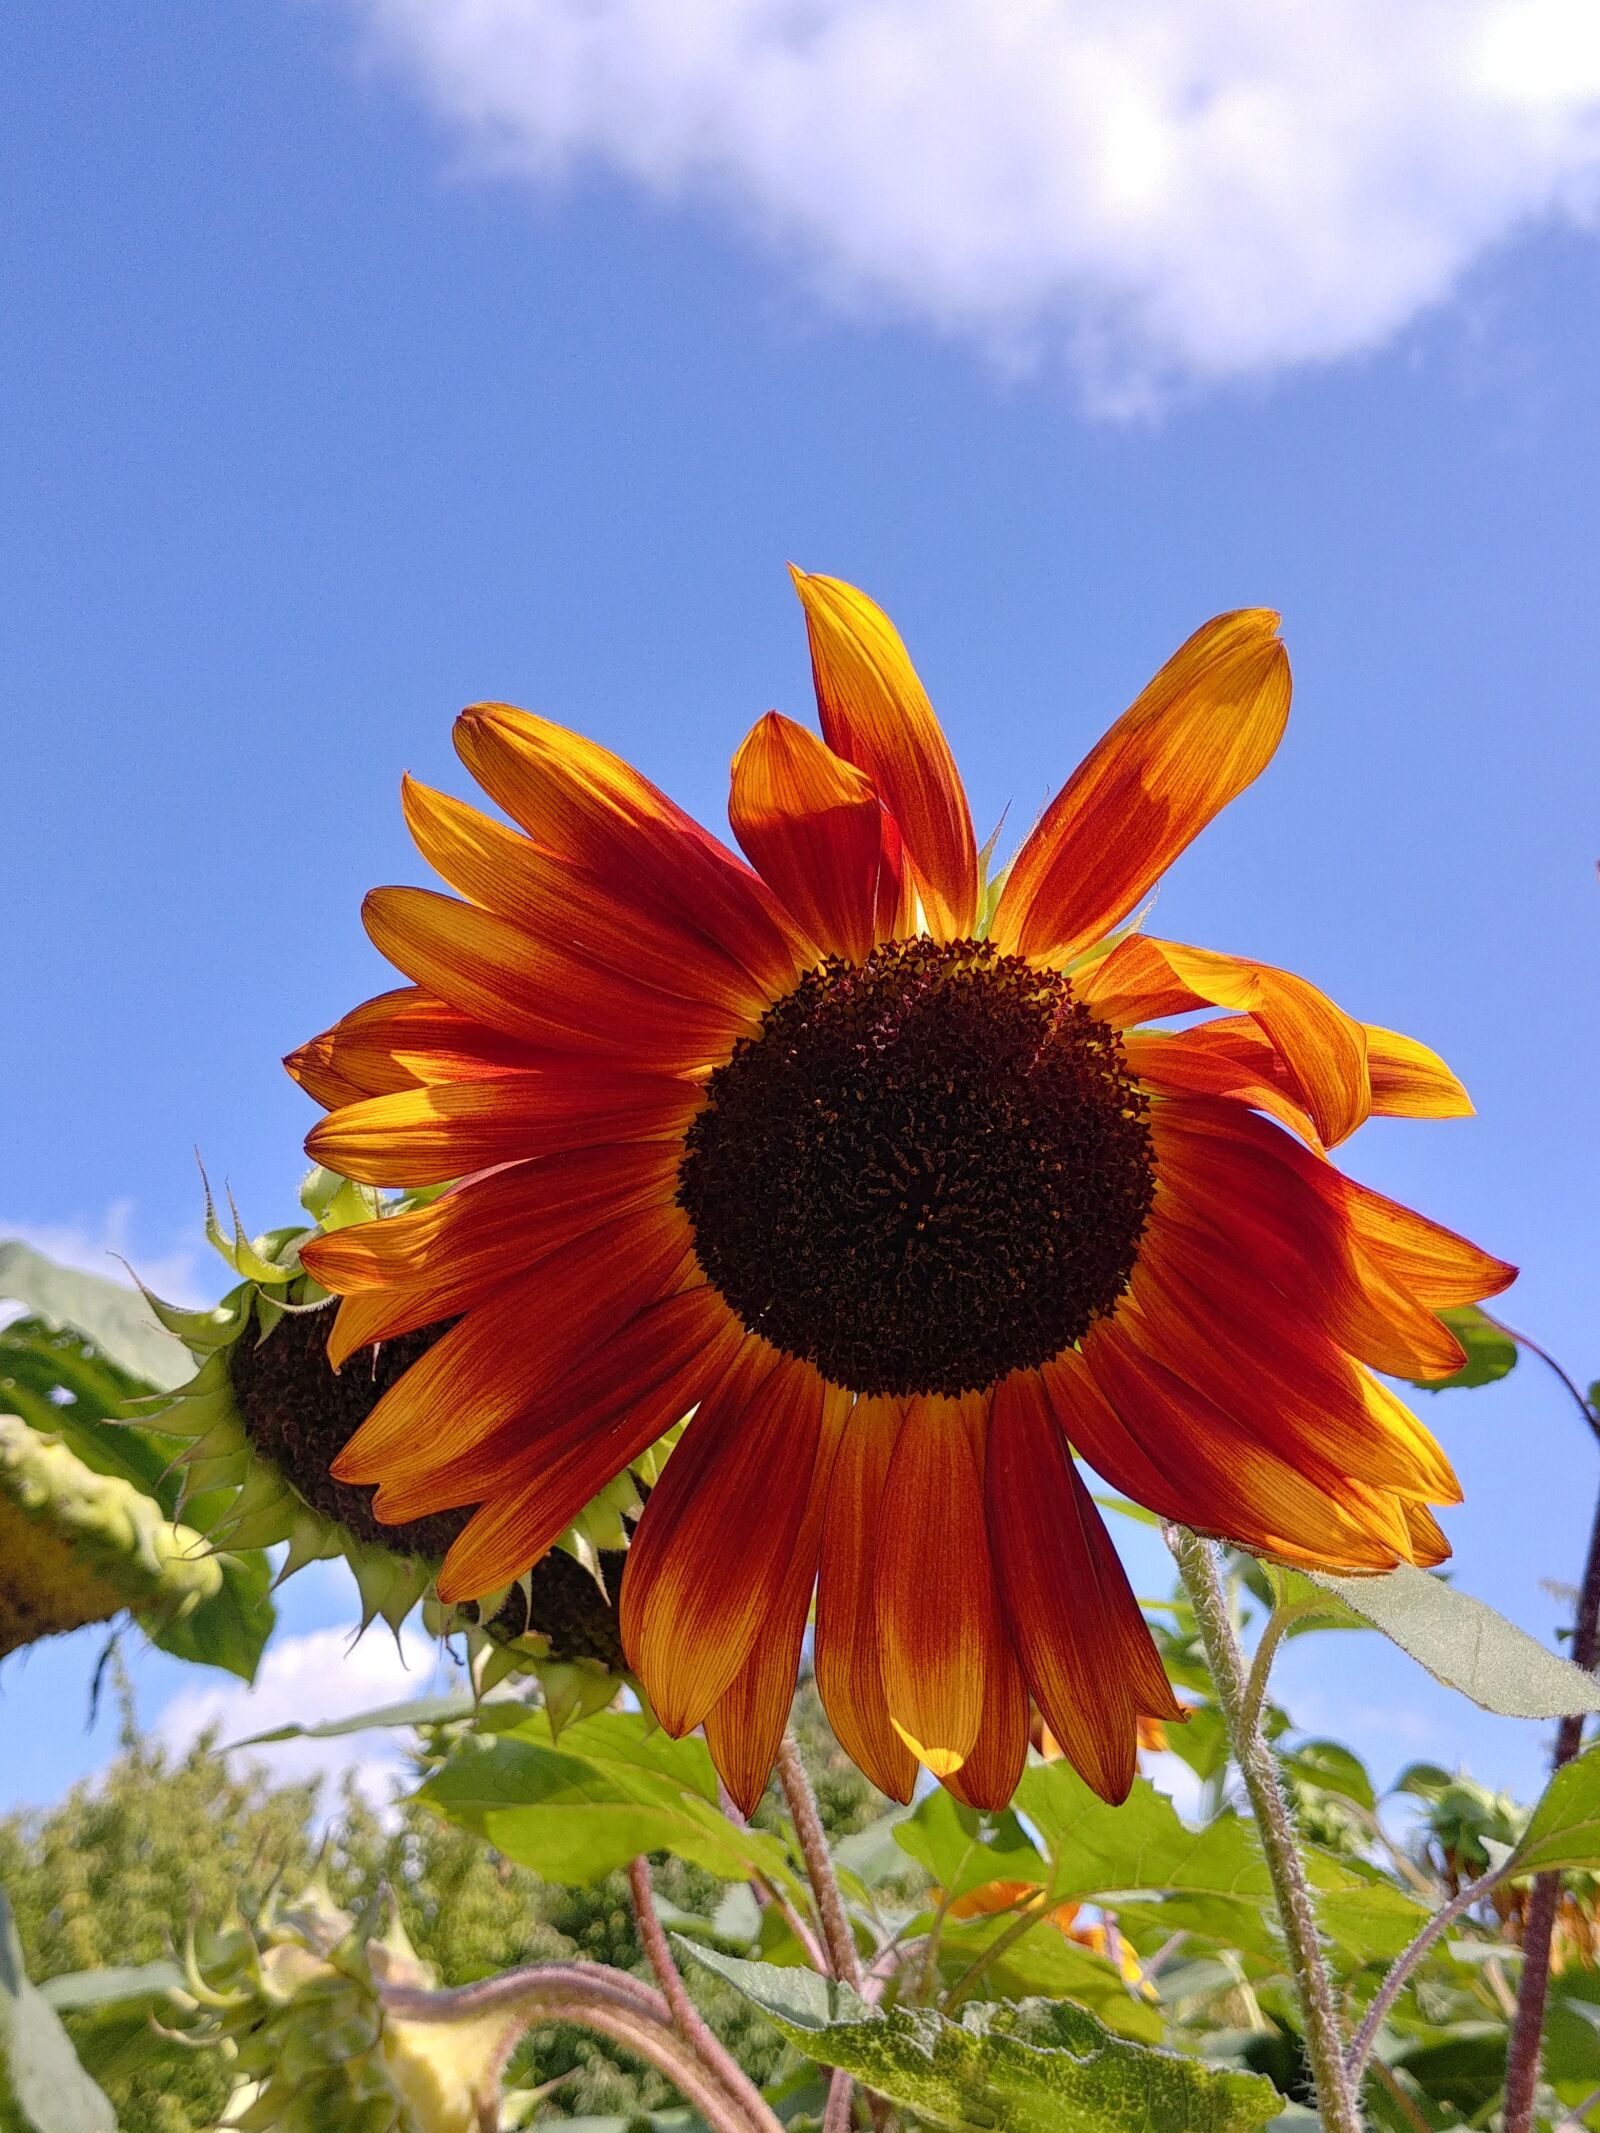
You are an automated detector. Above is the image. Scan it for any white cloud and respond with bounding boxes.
[0,1201,202,1310]
[346,0,1600,405]
[155,1624,457,1817]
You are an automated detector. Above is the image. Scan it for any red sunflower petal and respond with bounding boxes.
[363,885,754,1066]
[454,703,808,998]
[701,1385,851,1816]
[940,1632,1030,1813]
[728,711,890,962]
[621,1349,833,1736]
[305,1072,699,1188]
[991,611,1289,964]
[330,1202,694,1482]
[791,570,978,941]
[876,1392,992,1778]
[1128,1221,1459,1503]
[1080,1320,1410,1572]
[814,1397,919,1804]
[401,776,766,1016]
[301,1142,679,1299]
[988,1372,1178,1805]
[287,987,548,1110]
[1151,1104,1478,1381]
[429,1290,747,1601]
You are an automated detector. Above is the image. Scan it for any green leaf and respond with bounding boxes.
[1306,1564,1600,1717]
[0,1887,116,2132]
[149,1545,275,1682]
[417,1709,795,1890]
[680,1945,1281,2132]
[0,1242,190,1390]
[894,1788,1045,1903]
[1508,1742,1600,1876]
[1280,1739,1376,1812]
[928,1913,1164,2041]
[230,1688,487,1746]
[1398,1304,1518,1392]
[1014,1759,1424,1973]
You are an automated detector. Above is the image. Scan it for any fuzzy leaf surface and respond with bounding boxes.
[682,1945,1281,2131]
[0,1888,116,2132]
[1306,1564,1600,1717]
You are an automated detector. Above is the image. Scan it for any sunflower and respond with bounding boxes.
[288,570,1513,1815]
[146,1175,640,1710]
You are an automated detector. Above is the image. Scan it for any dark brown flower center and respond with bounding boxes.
[677,938,1155,1397]
[228,1311,470,1560]
[228,1307,627,1667]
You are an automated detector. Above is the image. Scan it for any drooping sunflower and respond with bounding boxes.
[288,570,1513,1815]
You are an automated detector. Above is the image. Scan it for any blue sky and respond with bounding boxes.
[3,1,1599,1817]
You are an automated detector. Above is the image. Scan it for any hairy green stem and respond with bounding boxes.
[1166,1525,1363,2133]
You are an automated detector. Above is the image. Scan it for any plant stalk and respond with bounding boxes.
[1166,1524,1363,2133]
[1502,1473,1600,2133]
[628,1855,785,2133]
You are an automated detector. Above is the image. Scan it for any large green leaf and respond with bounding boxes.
[893,1788,1045,1903]
[416,1709,796,1890]
[0,1887,116,2132]
[927,1912,1165,2041]
[1507,1741,1600,1876]
[1014,1759,1424,1973]
[1306,1564,1600,1718]
[681,1946,1281,2132]
[0,1243,189,1391]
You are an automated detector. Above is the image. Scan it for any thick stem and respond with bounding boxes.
[628,1856,786,2133]
[776,1735,863,1990]
[1167,1525,1363,2133]
[776,1734,897,2133]
[1503,1477,1600,2133]
[383,1969,765,2133]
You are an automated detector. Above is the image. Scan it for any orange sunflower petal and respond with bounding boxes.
[1177,1013,1474,1130]
[991,610,1289,964]
[988,1372,1177,1805]
[791,570,978,940]
[453,703,808,998]
[1092,937,1370,1147]
[1363,1024,1474,1119]
[875,1392,991,1778]
[940,1633,1030,1813]
[363,885,754,1067]
[1151,1103,1477,1381]
[1129,1221,1459,1503]
[814,1397,918,1804]
[331,1202,693,1483]
[287,987,548,1110]
[621,1347,832,1736]
[1123,1026,1323,1151]
[305,1071,698,1189]
[301,1143,679,1301]
[401,776,766,1016]
[1081,1320,1409,1572]
[429,1289,746,1600]
[728,711,889,962]
[701,1385,851,1816]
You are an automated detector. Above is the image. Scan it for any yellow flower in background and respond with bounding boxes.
[288,568,1512,1814]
